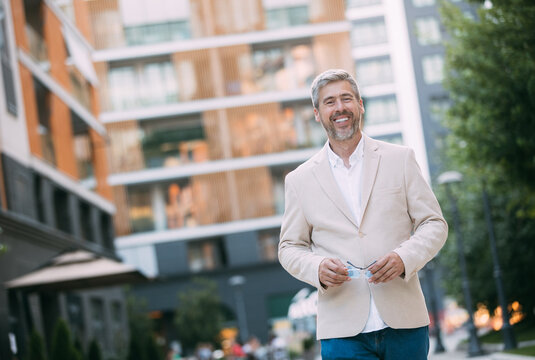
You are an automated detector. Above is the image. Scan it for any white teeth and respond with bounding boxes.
[335,117,349,123]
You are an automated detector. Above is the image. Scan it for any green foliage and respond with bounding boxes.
[126,336,145,360]
[50,319,79,360]
[27,329,47,360]
[87,340,102,360]
[439,0,535,324]
[126,295,151,360]
[174,278,225,353]
[145,335,162,360]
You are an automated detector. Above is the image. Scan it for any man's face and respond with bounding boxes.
[314,80,364,142]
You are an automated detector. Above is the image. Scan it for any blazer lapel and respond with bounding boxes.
[312,144,359,228]
[360,135,380,224]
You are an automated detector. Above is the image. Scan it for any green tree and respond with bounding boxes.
[87,340,102,360]
[439,0,535,324]
[50,319,78,360]
[174,278,225,353]
[27,329,47,360]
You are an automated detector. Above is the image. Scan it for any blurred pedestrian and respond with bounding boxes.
[278,69,448,359]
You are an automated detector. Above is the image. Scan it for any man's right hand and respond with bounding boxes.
[319,258,350,288]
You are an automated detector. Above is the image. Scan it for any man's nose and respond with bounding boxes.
[334,98,345,111]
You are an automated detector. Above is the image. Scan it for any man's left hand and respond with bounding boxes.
[368,252,405,284]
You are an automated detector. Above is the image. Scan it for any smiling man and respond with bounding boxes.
[278,69,448,360]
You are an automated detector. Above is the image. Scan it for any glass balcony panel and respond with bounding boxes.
[264,6,309,30]
[34,78,56,165]
[346,0,382,7]
[25,24,49,67]
[124,20,190,46]
[69,67,92,111]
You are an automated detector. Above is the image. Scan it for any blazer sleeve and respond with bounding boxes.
[278,173,326,292]
[393,148,448,281]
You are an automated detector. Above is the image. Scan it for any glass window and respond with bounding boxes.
[252,41,314,92]
[415,17,442,45]
[80,201,94,242]
[165,181,197,229]
[187,238,226,272]
[412,0,435,6]
[356,57,394,86]
[108,66,137,110]
[282,102,325,148]
[71,112,94,179]
[140,61,178,106]
[258,229,280,261]
[127,186,155,232]
[90,298,107,351]
[124,20,190,46]
[346,0,381,8]
[364,96,398,125]
[33,79,56,165]
[351,18,388,47]
[1,2,17,115]
[376,133,403,145]
[265,6,308,29]
[140,116,207,168]
[422,54,444,84]
[66,294,84,340]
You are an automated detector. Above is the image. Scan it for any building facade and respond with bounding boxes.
[0,0,127,358]
[17,0,473,351]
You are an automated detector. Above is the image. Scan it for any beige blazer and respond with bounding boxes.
[278,135,448,340]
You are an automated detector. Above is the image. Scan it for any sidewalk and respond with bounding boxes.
[428,330,535,360]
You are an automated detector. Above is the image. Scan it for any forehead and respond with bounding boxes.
[318,80,356,100]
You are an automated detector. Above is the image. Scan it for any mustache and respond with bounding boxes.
[330,111,353,121]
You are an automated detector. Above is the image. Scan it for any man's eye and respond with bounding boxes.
[343,97,353,102]
[325,100,334,106]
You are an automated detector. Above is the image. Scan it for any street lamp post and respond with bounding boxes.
[229,275,249,344]
[438,171,484,357]
[481,184,517,350]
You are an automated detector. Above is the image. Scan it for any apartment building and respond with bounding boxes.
[0,0,129,358]
[87,0,354,344]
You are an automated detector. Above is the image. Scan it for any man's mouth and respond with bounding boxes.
[334,117,349,123]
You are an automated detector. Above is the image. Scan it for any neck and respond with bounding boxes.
[329,131,362,167]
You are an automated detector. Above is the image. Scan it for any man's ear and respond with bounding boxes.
[313,108,320,122]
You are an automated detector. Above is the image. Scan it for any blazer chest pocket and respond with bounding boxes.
[373,186,402,196]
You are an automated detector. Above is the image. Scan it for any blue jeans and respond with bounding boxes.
[321,326,429,360]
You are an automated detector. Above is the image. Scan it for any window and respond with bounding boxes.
[107,59,178,110]
[90,298,107,351]
[270,165,296,214]
[165,181,197,229]
[258,229,280,261]
[264,6,309,29]
[412,0,435,6]
[376,133,403,145]
[187,238,226,272]
[71,112,94,179]
[1,2,17,115]
[356,57,394,86]
[351,18,388,47]
[80,201,94,242]
[415,17,442,45]
[127,186,155,232]
[364,96,398,125]
[66,294,85,341]
[54,187,71,234]
[140,115,207,168]
[34,78,56,165]
[281,102,325,148]
[125,20,190,46]
[422,54,444,84]
[252,42,314,92]
[346,0,381,8]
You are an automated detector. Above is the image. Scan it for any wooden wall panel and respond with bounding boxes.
[9,0,30,51]
[172,50,215,101]
[310,0,346,23]
[313,33,355,75]
[49,95,78,178]
[112,185,131,236]
[191,172,233,225]
[235,167,274,219]
[73,0,94,45]
[105,121,145,173]
[86,0,124,49]
[90,129,112,200]
[43,6,70,90]
[202,110,224,161]
[219,45,254,96]
[19,65,43,157]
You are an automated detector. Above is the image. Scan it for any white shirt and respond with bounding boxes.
[327,137,388,333]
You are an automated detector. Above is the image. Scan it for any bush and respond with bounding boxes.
[88,340,103,360]
[50,319,78,360]
[27,329,47,360]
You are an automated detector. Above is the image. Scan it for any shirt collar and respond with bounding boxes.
[327,136,365,169]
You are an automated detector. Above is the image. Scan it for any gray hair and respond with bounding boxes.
[310,69,361,110]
